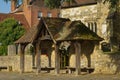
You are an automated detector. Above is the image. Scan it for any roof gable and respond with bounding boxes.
[15,17,103,44]
[15,20,42,44]
[43,18,102,41]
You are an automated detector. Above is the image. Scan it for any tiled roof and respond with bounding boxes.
[43,18,103,41]
[15,21,41,44]
[76,0,97,5]
[15,17,103,44]
[0,13,29,30]
[62,0,97,8]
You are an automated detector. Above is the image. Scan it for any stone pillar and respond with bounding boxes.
[55,44,60,74]
[36,43,41,74]
[74,42,81,75]
[8,45,17,56]
[20,44,25,73]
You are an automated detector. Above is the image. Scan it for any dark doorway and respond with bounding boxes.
[60,50,69,69]
[60,53,69,69]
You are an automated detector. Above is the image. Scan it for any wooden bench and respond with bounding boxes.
[66,66,94,74]
[0,66,7,71]
[66,67,75,74]
[32,66,54,72]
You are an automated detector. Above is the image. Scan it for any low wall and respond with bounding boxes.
[0,51,120,74]
[0,56,20,72]
[69,50,120,74]
[0,55,49,72]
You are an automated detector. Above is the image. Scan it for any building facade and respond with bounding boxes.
[10,0,60,27]
[61,0,120,52]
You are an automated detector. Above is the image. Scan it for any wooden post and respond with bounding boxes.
[55,44,60,74]
[20,44,25,73]
[32,47,36,67]
[74,42,81,75]
[36,43,41,74]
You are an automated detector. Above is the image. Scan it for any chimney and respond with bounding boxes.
[11,0,17,12]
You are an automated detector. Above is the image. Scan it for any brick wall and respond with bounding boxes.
[22,0,60,27]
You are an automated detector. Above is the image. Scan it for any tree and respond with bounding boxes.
[44,0,61,8]
[0,18,25,55]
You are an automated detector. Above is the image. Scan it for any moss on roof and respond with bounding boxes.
[15,17,103,44]
[43,18,103,41]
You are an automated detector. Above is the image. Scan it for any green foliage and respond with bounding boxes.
[44,0,61,8]
[0,18,25,55]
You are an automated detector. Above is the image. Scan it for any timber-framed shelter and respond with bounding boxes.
[15,17,103,75]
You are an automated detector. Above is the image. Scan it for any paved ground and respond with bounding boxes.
[0,72,120,80]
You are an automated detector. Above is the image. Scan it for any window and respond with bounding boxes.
[87,22,97,33]
[94,22,97,33]
[91,23,93,31]
[47,12,52,17]
[102,22,107,37]
[88,23,90,29]
[38,11,43,18]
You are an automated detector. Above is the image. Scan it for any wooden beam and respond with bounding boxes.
[32,47,36,67]
[36,42,41,74]
[42,19,56,44]
[55,44,60,74]
[20,44,25,73]
[74,42,81,75]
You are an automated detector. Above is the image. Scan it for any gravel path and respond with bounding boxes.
[0,72,120,80]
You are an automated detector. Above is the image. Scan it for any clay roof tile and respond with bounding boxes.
[0,13,30,30]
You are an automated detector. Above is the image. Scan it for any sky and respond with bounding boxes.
[0,0,10,13]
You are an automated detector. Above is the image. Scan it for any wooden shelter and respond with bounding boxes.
[15,17,103,75]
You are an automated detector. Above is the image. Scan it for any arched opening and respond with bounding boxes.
[59,41,71,69]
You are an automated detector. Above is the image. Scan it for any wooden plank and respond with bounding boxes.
[55,44,60,74]
[74,42,81,75]
[20,44,25,73]
[36,42,41,73]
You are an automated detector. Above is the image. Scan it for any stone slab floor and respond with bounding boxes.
[0,72,120,80]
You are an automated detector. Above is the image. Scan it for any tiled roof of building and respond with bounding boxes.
[76,0,97,5]
[0,13,29,30]
[15,20,40,44]
[43,17,102,41]
[62,0,97,8]
[15,17,103,44]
